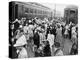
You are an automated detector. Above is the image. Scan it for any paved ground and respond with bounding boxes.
[63,38,73,55]
[53,35,73,55]
[27,35,73,57]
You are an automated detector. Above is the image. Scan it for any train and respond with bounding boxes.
[64,5,78,24]
[9,1,53,22]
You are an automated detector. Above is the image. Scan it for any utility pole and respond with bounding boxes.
[54,4,56,19]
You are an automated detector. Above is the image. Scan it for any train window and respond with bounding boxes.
[65,11,68,14]
[40,11,42,14]
[42,11,43,14]
[33,9,35,13]
[39,10,41,14]
[44,11,46,14]
[30,9,33,13]
[35,10,37,13]
[70,10,75,18]
[25,8,29,13]
[46,12,47,14]
[29,8,31,13]
[70,10,75,14]
[43,11,45,14]
[28,8,30,13]
[37,10,39,14]
[37,10,38,14]
[36,9,38,14]
[41,11,42,14]
[43,11,44,14]
[45,12,47,14]
[38,10,40,14]
[44,11,45,14]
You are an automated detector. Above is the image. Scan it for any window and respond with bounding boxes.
[35,9,37,13]
[40,11,42,14]
[25,8,29,13]
[70,10,75,14]
[43,11,45,14]
[30,9,33,13]
[32,9,35,14]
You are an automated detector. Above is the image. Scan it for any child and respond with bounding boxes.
[34,44,43,57]
[43,41,51,56]
[70,43,78,55]
[53,42,63,56]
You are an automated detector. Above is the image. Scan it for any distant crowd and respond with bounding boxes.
[9,17,78,58]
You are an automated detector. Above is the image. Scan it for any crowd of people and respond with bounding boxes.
[9,17,78,58]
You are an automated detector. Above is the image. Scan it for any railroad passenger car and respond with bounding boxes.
[9,1,53,22]
[64,5,78,24]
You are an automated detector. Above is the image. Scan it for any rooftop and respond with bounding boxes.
[11,1,51,10]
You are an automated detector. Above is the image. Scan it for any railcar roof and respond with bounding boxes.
[10,1,51,10]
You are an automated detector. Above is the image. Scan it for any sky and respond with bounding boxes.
[40,3,68,17]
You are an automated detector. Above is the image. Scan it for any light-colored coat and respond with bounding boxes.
[47,34,54,50]
[18,47,28,58]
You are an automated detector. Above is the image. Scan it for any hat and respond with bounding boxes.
[41,28,45,32]
[15,19,18,21]
[29,20,32,23]
[19,25,23,28]
[14,35,27,47]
